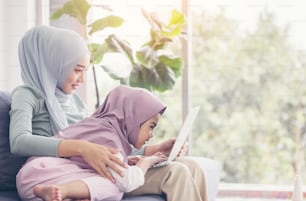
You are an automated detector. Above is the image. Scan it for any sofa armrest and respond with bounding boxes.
[189,156,221,201]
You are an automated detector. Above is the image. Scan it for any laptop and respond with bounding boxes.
[152,106,200,168]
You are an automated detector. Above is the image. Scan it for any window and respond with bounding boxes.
[190,0,306,199]
[94,0,306,187]
[50,0,306,199]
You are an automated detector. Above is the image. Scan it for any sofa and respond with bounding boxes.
[0,91,220,201]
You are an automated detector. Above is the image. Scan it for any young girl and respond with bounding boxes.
[17,85,168,201]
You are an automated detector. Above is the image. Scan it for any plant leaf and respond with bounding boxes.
[101,65,129,85]
[129,63,176,92]
[136,46,159,67]
[89,15,124,35]
[88,43,110,64]
[161,10,185,38]
[50,0,90,25]
[161,26,182,38]
[49,9,64,20]
[168,9,185,27]
[154,63,176,91]
[158,55,183,77]
[105,35,134,63]
[141,8,162,32]
[129,64,156,91]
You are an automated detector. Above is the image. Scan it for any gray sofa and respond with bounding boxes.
[0,191,165,201]
[0,91,220,201]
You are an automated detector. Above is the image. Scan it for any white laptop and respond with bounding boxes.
[152,106,200,168]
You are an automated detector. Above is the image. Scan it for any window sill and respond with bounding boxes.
[217,183,304,200]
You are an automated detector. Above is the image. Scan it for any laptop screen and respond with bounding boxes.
[166,106,200,162]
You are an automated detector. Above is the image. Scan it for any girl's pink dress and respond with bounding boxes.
[17,156,122,201]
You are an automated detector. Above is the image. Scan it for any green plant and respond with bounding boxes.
[50,0,185,105]
[102,8,185,92]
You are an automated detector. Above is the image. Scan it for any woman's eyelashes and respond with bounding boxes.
[75,64,89,72]
[150,122,157,129]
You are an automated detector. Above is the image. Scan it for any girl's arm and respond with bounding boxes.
[143,138,187,157]
[143,138,175,156]
[111,153,167,193]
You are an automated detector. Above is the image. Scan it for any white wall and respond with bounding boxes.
[0,0,90,102]
[0,0,49,92]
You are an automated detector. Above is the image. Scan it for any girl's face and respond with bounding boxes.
[61,56,90,94]
[134,113,161,149]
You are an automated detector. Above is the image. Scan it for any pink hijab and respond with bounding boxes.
[56,85,166,159]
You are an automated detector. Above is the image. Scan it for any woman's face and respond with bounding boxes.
[134,113,161,149]
[61,56,90,94]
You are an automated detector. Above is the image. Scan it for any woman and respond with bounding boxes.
[10,25,207,201]
[10,25,126,182]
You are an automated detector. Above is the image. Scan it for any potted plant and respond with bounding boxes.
[50,0,185,107]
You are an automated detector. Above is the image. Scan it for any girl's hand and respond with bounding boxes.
[177,142,188,157]
[143,138,188,157]
[156,138,176,156]
[127,155,143,165]
[145,152,168,166]
[80,141,128,182]
[136,152,167,173]
[156,138,188,156]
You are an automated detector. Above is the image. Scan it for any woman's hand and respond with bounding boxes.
[58,140,127,183]
[80,141,128,182]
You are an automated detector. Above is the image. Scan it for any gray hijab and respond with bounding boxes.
[18,25,90,133]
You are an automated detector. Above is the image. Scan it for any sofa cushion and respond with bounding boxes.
[0,191,165,201]
[0,191,20,201]
[0,91,27,191]
[0,192,165,201]
[122,195,165,201]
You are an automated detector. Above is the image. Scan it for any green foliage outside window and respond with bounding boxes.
[188,10,306,184]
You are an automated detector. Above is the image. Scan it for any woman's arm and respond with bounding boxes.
[9,87,126,181]
[9,87,60,156]
[58,140,126,182]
